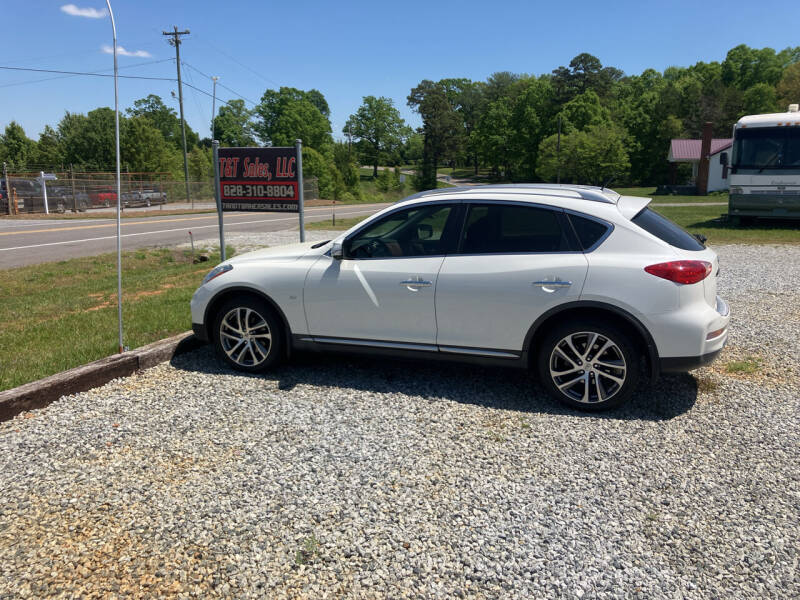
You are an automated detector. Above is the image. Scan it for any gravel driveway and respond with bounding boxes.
[1,244,798,599]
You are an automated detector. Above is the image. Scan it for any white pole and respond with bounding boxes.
[106,0,123,353]
[40,172,49,214]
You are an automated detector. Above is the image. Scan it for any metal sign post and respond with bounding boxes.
[296,139,305,242]
[217,143,304,242]
[3,162,10,216]
[212,140,226,262]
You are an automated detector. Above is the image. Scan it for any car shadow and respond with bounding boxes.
[170,345,697,422]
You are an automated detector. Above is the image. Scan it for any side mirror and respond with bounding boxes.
[331,240,344,260]
[719,151,728,166]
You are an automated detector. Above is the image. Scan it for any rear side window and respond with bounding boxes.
[567,213,611,250]
[460,204,571,254]
[631,208,704,251]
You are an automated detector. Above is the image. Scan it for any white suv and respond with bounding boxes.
[191,185,730,410]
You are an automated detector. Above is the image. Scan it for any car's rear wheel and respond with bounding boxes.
[537,320,639,410]
[213,297,282,372]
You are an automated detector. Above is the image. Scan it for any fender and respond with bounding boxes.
[523,300,660,381]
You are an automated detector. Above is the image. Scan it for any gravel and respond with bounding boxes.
[179,229,338,256]
[1,243,798,599]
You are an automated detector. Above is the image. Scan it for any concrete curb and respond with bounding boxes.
[0,332,205,423]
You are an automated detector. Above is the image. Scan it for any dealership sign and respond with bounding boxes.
[218,146,300,212]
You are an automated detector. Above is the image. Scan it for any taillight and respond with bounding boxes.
[644,260,712,284]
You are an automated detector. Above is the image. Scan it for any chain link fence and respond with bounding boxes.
[1,171,218,214]
[1,171,319,214]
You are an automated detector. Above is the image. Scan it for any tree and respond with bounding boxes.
[509,78,555,179]
[127,94,199,150]
[60,108,116,170]
[344,96,408,177]
[777,62,800,107]
[187,146,212,181]
[473,98,513,178]
[121,115,179,175]
[213,99,256,147]
[32,125,65,169]
[408,80,462,190]
[742,83,779,116]
[254,87,333,152]
[0,122,36,170]
[537,125,630,185]
[557,90,612,132]
[722,45,789,90]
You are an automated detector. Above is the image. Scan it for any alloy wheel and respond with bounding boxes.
[219,307,272,367]
[549,331,627,404]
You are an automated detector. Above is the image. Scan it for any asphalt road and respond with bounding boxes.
[0,203,388,269]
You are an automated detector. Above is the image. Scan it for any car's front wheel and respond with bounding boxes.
[537,320,639,410]
[213,297,282,372]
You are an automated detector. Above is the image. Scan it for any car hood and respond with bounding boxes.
[227,241,322,265]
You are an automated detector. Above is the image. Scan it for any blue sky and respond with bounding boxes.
[2,1,798,142]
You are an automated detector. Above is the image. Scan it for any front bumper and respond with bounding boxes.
[659,348,723,372]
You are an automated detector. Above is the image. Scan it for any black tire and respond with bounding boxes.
[212,296,283,373]
[536,319,640,411]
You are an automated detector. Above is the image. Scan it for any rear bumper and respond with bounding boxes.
[659,348,723,372]
[192,322,209,342]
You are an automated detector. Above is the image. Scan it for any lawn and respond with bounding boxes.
[651,205,800,245]
[0,246,230,392]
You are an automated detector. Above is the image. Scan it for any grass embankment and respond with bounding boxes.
[0,246,230,391]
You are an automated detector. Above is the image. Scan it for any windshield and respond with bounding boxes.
[732,126,800,173]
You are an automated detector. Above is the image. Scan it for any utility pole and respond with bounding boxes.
[211,76,219,141]
[163,26,192,208]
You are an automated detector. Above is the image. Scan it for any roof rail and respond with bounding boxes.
[403,183,619,204]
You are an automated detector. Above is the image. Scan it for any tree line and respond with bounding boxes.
[1,43,799,196]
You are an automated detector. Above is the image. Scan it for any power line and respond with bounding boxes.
[191,33,281,88]
[0,63,175,87]
[181,62,258,106]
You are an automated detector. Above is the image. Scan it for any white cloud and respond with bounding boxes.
[60,4,108,18]
[101,45,153,58]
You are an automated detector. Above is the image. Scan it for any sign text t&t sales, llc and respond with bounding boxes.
[218,146,300,212]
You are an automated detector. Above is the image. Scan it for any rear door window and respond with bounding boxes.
[631,207,704,251]
[459,204,571,254]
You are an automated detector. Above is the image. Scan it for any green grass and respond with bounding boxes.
[0,246,232,391]
[725,356,763,374]
[652,204,800,245]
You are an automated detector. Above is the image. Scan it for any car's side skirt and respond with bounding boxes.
[291,335,529,369]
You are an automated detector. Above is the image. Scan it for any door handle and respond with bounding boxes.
[400,279,432,288]
[532,280,572,288]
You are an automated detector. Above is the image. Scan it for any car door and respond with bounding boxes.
[435,201,589,355]
[304,202,461,347]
